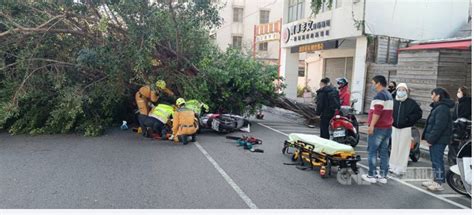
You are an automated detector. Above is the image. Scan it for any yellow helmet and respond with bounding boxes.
[155,80,166,90]
[176,98,186,106]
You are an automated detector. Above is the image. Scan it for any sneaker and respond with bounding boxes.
[427,182,444,192]
[361,174,377,184]
[376,175,388,184]
[422,180,436,187]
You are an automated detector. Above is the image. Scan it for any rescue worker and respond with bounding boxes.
[148,103,175,139]
[171,98,198,145]
[135,80,174,137]
[336,77,350,106]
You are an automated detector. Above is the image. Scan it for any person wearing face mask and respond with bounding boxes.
[448,86,471,166]
[453,86,471,120]
[361,75,393,184]
[388,81,397,99]
[389,83,422,176]
[422,88,454,192]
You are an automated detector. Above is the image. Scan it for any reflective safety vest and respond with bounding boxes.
[185,100,203,115]
[149,104,174,124]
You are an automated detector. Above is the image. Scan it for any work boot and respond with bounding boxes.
[191,135,196,142]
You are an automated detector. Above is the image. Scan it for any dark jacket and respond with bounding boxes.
[453,96,471,120]
[316,85,340,118]
[392,97,423,129]
[422,98,455,145]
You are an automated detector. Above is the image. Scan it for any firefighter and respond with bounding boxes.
[171,98,198,145]
[135,80,174,137]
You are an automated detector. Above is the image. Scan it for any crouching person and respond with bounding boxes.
[172,98,198,145]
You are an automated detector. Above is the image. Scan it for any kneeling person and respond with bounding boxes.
[149,104,174,139]
[172,98,198,144]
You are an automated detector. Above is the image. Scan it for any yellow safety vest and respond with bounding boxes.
[149,104,174,124]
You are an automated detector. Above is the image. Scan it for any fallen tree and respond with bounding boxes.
[0,1,281,136]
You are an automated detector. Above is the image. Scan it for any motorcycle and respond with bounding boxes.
[199,113,251,133]
[329,98,359,147]
[446,118,471,197]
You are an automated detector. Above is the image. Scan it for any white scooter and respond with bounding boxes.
[446,141,472,197]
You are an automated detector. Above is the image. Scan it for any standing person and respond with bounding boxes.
[422,88,454,192]
[172,98,198,145]
[336,77,351,106]
[389,83,422,175]
[387,81,397,99]
[448,86,471,165]
[361,75,393,184]
[315,77,340,139]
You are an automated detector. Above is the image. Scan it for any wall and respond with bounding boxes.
[365,51,440,118]
[281,0,364,48]
[214,0,283,60]
[365,0,471,40]
[437,49,472,97]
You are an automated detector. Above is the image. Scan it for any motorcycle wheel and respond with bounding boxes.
[446,170,470,197]
[409,148,420,162]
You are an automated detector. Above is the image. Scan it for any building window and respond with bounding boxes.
[288,0,304,23]
[258,42,268,51]
[232,36,242,49]
[321,0,331,13]
[335,0,342,8]
[260,10,270,24]
[233,8,243,23]
[298,68,305,77]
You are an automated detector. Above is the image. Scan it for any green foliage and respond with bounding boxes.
[0,1,280,136]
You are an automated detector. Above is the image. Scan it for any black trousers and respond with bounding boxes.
[320,116,331,139]
[138,114,166,137]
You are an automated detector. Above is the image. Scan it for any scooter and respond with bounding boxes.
[329,98,359,147]
[447,141,472,197]
[446,118,471,197]
[199,113,251,133]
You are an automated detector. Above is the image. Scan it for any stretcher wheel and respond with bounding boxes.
[337,168,352,184]
[291,152,299,161]
[320,160,332,178]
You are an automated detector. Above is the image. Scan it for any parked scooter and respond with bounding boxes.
[446,118,471,197]
[329,98,359,147]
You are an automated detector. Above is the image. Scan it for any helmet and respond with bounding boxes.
[202,103,209,113]
[336,77,348,88]
[155,80,166,90]
[176,98,186,106]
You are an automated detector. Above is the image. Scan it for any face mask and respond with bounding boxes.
[397,91,407,98]
[457,92,463,99]
[370,85,376,92]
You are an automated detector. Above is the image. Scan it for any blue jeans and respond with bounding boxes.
[367,128,391,177]
[429,143,447,184]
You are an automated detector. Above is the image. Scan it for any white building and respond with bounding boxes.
[214,0,284,64]
[280,0,471,113]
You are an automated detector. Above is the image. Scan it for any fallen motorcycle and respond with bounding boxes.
[199,114,251,133]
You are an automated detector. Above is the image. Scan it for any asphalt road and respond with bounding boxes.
[0,108,471,209]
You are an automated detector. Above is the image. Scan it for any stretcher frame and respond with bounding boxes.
[283,139,361,178]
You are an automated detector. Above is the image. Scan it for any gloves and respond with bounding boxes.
[168,134,174,141]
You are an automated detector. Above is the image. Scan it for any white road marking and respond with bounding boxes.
[194,142,258,209]
[438,194,468,198]
[258,123,470,209]
[401,179,434,182]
